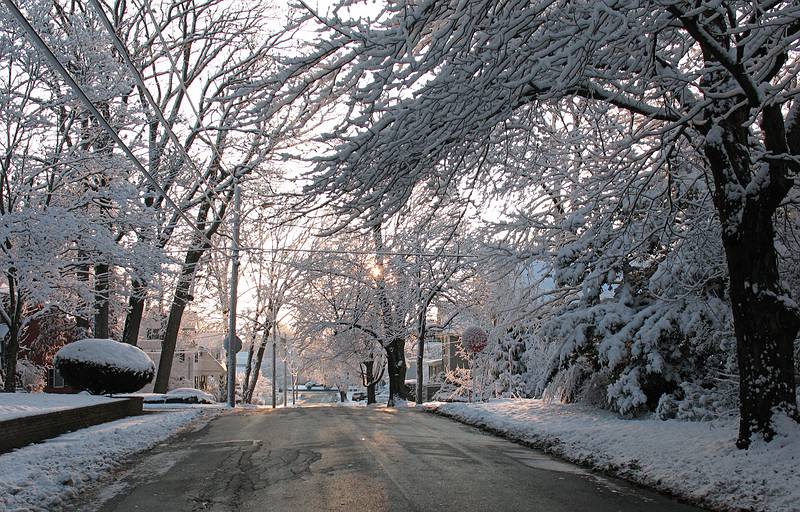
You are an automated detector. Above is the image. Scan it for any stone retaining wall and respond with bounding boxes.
[0,397,143,453]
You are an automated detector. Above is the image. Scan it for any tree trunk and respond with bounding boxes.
[152,185,231,393]
[75,260,91,339]
[94,263,110,339]
[702,102,799,448]
[2,286,22,393]
[385,337,407,406]
[360,358,385,405]
[364,359,377,404]
[724,215,799,448]
[121,280,146,346]
[242,338,256,400]
[2,321,19,392]
[668,4,800,448]
[339,390,347,402]
[152,248,203,393]
[245,324,272,403]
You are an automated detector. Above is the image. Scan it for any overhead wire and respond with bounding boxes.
[1,0,217,249]
[158,245,477,259]
[238,247,479,258]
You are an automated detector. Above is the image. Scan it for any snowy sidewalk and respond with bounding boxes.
[0,409,217,511]
[424,399,799,512]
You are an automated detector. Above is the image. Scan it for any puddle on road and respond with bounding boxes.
[502,448,655,503]
[503,448,588,475]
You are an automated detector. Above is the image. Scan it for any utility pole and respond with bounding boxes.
[225,181,241,408]
[292,370,297,405]
[271,321,277,408]
[283,347,288,407]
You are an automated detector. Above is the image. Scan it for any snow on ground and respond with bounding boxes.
[142,402,227,410]
[425,399,799,512]
[0,393,118,422]
[165,388,216,403]
[122,388,218,405]
[0,409,216,511]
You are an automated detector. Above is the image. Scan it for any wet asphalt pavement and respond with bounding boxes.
[82,406,705,512]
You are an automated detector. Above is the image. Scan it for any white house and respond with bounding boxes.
[137,311,226,394]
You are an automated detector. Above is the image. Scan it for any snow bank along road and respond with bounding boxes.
[0,409,213,511]
[80,406,703,511]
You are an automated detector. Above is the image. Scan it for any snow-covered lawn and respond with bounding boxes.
[425,399,799,512]
[0,409,216,511]
[0,393,119,422]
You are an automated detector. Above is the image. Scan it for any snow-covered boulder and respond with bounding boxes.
[54,339,155,395]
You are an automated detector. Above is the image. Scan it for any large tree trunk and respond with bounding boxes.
[669,2,800,449]
[121,280,146,346]
[702,98,799,448]
[152,252,199,393]
[92,103,113,340]
[724,217,800,448]
[152,185,231,393]
[385,337,408,406]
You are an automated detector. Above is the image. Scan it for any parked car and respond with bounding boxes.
[351,391,367,401]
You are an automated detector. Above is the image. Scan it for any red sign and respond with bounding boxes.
[462,326,488,353]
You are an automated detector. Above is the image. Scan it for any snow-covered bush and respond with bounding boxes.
[16,359,45,392]
[655,381,738,422]
[54,339,155,395]
[490,327,532,398]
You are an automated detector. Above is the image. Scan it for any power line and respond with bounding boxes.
[1,0,217,249]
[240,246,479,258]
[157,242,477,259]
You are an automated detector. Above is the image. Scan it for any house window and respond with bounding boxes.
[47,368,65,388]
[194,353,199,364]
[177,353,186,363]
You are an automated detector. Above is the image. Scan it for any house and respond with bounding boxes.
[138,339,226,393]
[406,332,467,400]
[136,311,226,394]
